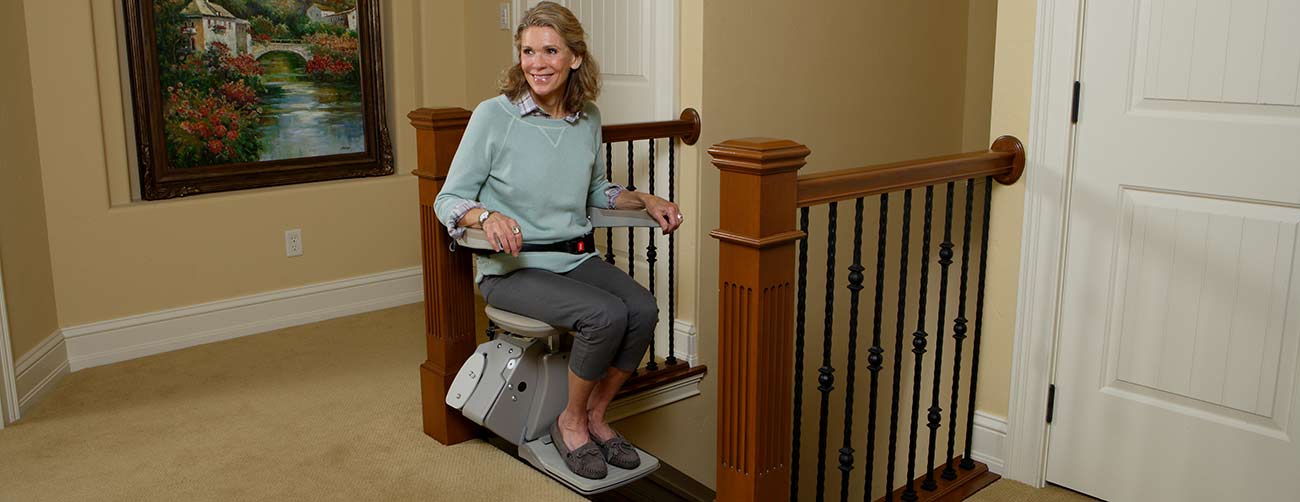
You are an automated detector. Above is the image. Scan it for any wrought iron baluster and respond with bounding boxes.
[961,178,994,470]
[645,139,659,372]
[791,207,811,502]
[863,193,889,502]
[901,186,934,502]
[605,143,615,265]
[885,189,913,502]
[943,179,976,480]
[626,142,636,279]
[666,139,678,366]
[815,202,839,502]
[922,182,956,491]
[837,198,867,501]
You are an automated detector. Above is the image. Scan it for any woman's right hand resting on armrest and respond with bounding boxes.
[460,208,523,256]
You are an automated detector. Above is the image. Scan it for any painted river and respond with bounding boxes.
[257,52,364,161]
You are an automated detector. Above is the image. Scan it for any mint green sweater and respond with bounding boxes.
[433,95,619,282]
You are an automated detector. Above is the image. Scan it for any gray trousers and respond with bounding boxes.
[478,257,658,381]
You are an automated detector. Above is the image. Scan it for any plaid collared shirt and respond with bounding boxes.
[513,92,585,123]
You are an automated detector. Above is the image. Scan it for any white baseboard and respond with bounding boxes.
[668,319,699,366]
[62,267,424,371]
[15,330,69,416]
[607,370,705,423]
[970,411,1008,475]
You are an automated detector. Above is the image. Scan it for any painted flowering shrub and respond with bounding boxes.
[304,33,360,82]
[160,43,269,167]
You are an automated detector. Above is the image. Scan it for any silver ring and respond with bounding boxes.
[676,214,684,220]
[511,226,521,234]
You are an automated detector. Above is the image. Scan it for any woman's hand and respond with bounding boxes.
[642,195,684,235]
[483,212,523,256]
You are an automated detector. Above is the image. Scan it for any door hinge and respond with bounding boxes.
[1046,384,1057,423]
[1070,81,1081,124]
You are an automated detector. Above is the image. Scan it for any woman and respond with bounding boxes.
[433,2,683,480]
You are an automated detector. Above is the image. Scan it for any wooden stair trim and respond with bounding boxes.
[872,459,1000,502]
[616,361,709,400]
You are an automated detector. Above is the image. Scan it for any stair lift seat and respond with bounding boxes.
[444,208,663,496]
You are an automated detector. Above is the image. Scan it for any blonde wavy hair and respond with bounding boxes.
[498,1,601,116]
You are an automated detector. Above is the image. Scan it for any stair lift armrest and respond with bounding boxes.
[587,208,660,228]
[455,228,496,251]
[453,208,659,250]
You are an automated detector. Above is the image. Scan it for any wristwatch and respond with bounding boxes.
[477,209,494,227]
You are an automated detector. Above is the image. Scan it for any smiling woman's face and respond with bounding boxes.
[518,26,582,105]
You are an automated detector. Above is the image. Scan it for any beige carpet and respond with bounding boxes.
[969,480,1100,502]
[0,304,586,502]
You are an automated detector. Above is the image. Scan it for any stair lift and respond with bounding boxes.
[444,208,662,495]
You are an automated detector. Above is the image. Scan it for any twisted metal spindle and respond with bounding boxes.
[922,182,956,490]
[791,207,811,502]
[943,179,976,480]
[961,178,994,470]
[901,187,934,502]
[605,143,615,265]
[815,202,839,501]
[626,142,636,279]
[666,139,678,366]
[863,194,889,502]
[837,198,867,501]
[645,139,658,372]
[884,190,913,502]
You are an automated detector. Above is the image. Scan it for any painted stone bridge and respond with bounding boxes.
[251,40,311,61]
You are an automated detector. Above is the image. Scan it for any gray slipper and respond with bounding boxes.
[590,429,641,470]
[550,419,607,479]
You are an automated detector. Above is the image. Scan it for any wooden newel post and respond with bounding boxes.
[409,107,479,445]
[709,138,810,502]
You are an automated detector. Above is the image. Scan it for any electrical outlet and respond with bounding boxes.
[285,229,303,257]
[499,3,511,30]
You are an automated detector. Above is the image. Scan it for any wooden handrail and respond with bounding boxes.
[601,108,702,145]
[796,135,1025,207]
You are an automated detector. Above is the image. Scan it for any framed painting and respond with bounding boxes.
[121,0,392,200]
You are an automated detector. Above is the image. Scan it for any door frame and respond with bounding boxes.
[1003,0,1085,487]
[0,251,20,426]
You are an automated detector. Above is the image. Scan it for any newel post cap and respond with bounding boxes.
[708,138,811,175]
[408,107,472,131]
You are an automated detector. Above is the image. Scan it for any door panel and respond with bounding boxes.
[1046,1,1300,500]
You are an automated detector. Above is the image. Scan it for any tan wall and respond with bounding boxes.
[0,0,60,360]
[617,0,994,490]
[464,0,513,104]
[975,0,1037,419]
[962,0,998,151]
[22,0,474,329]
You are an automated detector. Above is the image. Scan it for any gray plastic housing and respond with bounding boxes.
[457,334,570,445]
[460,336,532,427]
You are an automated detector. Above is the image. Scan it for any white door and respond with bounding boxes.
[1047,1,1300,500]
